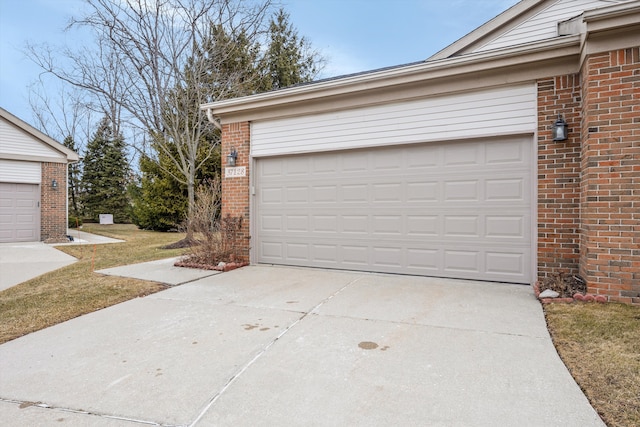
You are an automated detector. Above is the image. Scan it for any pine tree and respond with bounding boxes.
[262,9,322,91]
[82,116,131,223]
[63,135,83,220]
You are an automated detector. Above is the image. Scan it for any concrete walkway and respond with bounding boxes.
[0,265,604,426]
[97,257,220,285]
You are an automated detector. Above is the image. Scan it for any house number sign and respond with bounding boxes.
[225,166,246,178]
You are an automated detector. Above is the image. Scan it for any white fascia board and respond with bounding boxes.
[200,35,580,121]
[428,0,548,60]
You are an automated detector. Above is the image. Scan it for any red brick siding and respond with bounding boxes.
[579,47,640,304]
[221,122,251,263]
[41,162,68,243]
[537,74,582,279]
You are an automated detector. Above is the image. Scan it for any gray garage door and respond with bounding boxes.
[0,182,40,243]
[255,136,532,283]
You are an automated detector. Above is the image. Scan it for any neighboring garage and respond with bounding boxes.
[0,107,79,243]
[0,182,40,242]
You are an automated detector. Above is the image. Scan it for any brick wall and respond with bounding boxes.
[221,122,251,263]
[579,47,640,304]
[537,74,582,279]
[41,162,68,243]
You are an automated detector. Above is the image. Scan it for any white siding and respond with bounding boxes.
[0,117,65,160]
[0,159,42,183]
[251,84,536,157]
[475,0,625,52]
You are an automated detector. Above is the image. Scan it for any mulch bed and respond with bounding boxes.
[535,272,607,304]
[174,259,247,272]
[538,272,587,297]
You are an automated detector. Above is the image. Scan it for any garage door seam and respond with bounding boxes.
[189,275,365,427]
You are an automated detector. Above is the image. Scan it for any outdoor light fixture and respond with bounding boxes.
[51,179,58,189]
[552,114,568,141]
[227,148,238,167]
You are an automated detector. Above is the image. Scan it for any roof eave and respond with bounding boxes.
[200,35,581,119]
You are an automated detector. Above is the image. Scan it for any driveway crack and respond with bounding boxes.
[0,397,174,426]
[188,275,364,426]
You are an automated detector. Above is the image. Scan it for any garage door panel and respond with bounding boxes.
[407,181,438,202]
[312,244,339,263]
[407,248,440,271]
[260,241,283,261]
[343,245,369,266]
[486,139,527,164]
[444,143,482,166]
[444,180,479,201]
[342,215,368,234]
[343,184,368,202]
[285,243,309,261]
[255,137,532,283]
[486,216,525,238]
[486,252,525,276]
[486,178,525,201]
[444,250,480,273]
[286,186,308,203]
[372,246,403,267]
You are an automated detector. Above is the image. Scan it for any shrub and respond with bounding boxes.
[68,216,83,228]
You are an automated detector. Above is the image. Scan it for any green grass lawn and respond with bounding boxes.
[545,302,640,427]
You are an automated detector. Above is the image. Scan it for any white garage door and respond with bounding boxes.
[255,136,532,283]
[0,182,40,243]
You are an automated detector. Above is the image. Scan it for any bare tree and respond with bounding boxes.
[26,0,274,237]
[28,80,96,217]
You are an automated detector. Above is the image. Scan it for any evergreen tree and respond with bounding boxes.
[82,116,131,223]
[63,135,83,220]
[131,143,220,231]
[261,9,322,91]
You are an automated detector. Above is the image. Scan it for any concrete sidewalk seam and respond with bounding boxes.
[0,397,170,426]
[188,275,365,427]
[96,270,220,287]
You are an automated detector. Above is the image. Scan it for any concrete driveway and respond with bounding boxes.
[0,230,124,291]
[0,242,77,291]
[0,265,604,426]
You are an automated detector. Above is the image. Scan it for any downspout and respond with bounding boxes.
[206,108,222,130]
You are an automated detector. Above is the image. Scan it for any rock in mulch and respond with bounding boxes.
[539,289,560,299]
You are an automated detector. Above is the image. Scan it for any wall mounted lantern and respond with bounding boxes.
[51,179,58,189]
[227,148,238,167]
[552,115,568,141]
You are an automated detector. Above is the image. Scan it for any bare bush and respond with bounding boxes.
[181,180,244,267]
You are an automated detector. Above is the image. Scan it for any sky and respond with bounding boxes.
[0,0,521,130]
